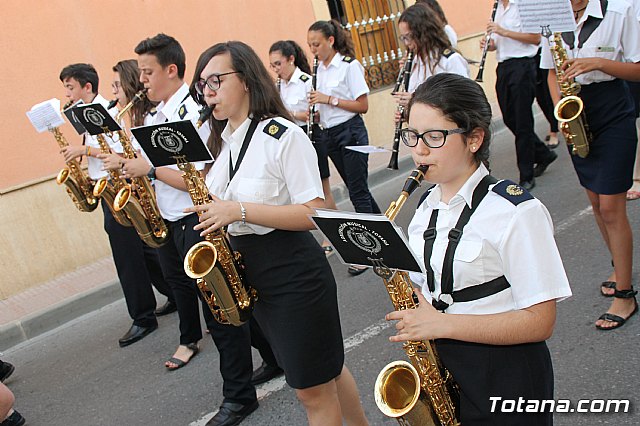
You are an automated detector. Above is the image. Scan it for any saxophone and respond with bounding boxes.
[545,29,591,158]
[180,130,256,326]
[112,91,170,248]
[374,165,460,426]
[52,106,99,212]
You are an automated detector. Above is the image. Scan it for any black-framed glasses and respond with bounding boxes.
[195,71,240,95]
[400,128,466,148]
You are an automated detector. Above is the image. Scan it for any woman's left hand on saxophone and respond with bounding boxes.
[386,290,449,342]
[185,195,243,236]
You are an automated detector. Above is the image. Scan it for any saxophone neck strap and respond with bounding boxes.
[423,175,509,311]
[228,118,260,184]
[562,0,608,49]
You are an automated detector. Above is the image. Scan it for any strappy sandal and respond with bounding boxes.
[600,281,616,297]
[165,343,199,371]
[595,288,638,331]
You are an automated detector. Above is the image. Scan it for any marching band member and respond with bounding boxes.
[268,39,337,255]
[121,35,258,425]
[482,0,558,190]
[307,20,380,276]
[58,63,166,347]
[386,73,572,424]
[541,0,640,330]
[186,41,368,426]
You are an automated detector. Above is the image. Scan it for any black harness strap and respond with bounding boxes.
[562,0,608,49]
[423,175,510,311]
[228,118,259,184]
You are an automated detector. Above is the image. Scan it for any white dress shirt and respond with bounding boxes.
[84,93,121,180]
[492,0,539,62]
[315,52,370,128]
[407,52,470,94]
[205,116,323,236]
[407,165,572,315]
[279,67,312,127]
[540,0,640,85]
[141,83,211,221]
[444,24,458,48]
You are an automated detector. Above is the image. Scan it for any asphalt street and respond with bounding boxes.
[2,117,639,425]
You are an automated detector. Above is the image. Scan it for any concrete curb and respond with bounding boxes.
[1,115,512,353]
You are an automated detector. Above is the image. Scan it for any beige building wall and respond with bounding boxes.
[0,0,496,300]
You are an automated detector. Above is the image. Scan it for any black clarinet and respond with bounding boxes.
[475,0,499,82]
[388,51,414,170]
[307,56,318,141]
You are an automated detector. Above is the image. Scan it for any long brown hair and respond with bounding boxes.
[191,41,293,159]
[112,59,153,126]
[399,4,452,75]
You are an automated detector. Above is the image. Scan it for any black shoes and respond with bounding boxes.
[519,179,536,191]
[154,300,177,316]
[0,361,15,382]
[0,410,25,426]
[251,362,284,386]
[534,151,558,177]
[118,324,158,347]
[206,401,259,426]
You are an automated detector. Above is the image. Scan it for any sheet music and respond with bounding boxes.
[26,99,65,133]
[518,0,576,33]
[345,145,389,154]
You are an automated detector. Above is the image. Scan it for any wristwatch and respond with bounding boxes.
[330,96,339,107]
[147,166,156,180]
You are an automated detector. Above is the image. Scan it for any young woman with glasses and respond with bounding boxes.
[186,41,368,426]
[386,73,572,425]
[268,40,337,255]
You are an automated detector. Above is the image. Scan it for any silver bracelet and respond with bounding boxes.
[239,201,246,225]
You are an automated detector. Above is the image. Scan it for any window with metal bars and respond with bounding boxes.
[326,0,408,89]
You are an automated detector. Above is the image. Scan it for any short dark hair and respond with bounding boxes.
[134,33,186,79]
[59,63,99,93]
[407,73,492,168]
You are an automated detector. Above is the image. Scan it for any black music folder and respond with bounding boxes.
[62,100,88,135]
[72,103,121,135]
[310,209,425,273]
[130,120,213,167]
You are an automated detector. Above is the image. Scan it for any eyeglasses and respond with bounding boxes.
[111,81,121,91]
[399,33,413,43]
[195,71,240,95]
[400,128,466,148]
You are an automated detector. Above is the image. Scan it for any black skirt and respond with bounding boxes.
[230,230,344,389]
[571,79,637,194]
[435,339,554,425]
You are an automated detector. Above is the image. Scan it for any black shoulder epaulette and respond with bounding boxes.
[178,104,188,119]
[342,56,355,63]
[263,119,287,140]
[149,107,157,116]
[300,74,310,82]
[491,180,534,205]
[442,48,454,58]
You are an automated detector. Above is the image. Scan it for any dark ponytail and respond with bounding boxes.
[308,20,355,58]
[269,40,312,75]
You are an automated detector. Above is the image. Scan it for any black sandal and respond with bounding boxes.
[165,343,199,371]
[600,281,616,297]
[595,288,638,331]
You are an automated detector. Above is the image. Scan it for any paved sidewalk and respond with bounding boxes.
[0,102,515,351]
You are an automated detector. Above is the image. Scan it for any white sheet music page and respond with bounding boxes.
[518,0,576,33]
[26,98,65,133]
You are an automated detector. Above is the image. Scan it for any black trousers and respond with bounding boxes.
[317,115,381,213]
[534,49,558,133]
[102,201,173,328]
[157,213,256,404]
[496,57,554,182]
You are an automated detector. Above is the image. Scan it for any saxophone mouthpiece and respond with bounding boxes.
[107,99,119,110]
[197,105,214,128]
[402,165,429,195]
